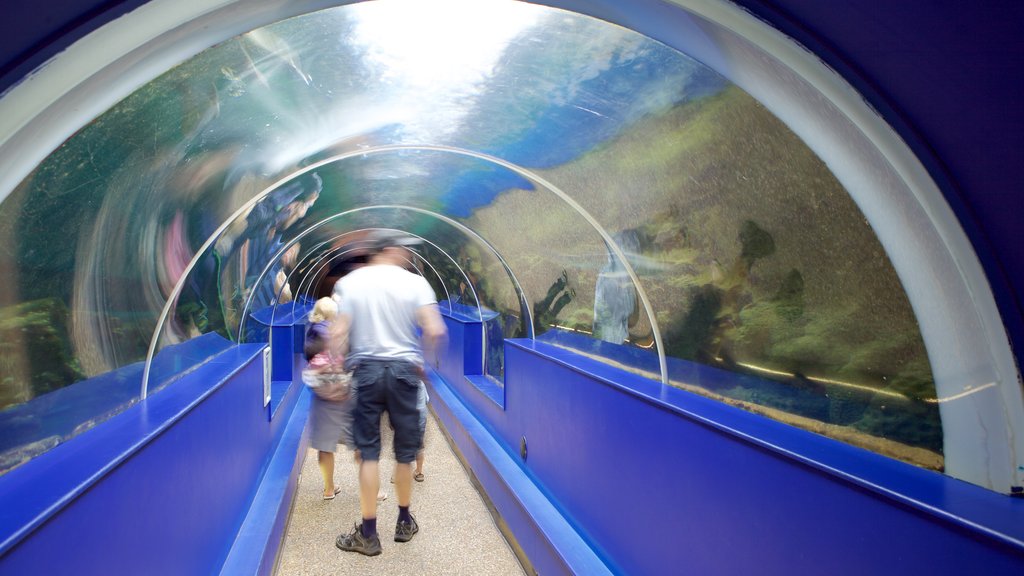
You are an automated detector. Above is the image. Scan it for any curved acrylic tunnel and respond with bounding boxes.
[0,0,1022,518]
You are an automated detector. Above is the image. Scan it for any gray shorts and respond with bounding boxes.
[309,394,355,452]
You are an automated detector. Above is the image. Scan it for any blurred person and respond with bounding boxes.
[414,380,428,482]
[273,269,293,304]
[302,297,354,500]
[272,243,302,304]
[533,269,575,333]
[331,230,447,557]
[593,231,640,344]
[241,173,321,308]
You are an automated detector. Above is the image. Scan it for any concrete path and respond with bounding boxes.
[275,409,527,576]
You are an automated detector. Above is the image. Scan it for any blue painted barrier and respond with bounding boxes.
[432,308,1024,575]
[0,342,305,575]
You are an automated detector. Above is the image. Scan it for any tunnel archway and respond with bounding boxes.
[0,0,1020,499]
[2,2,1024,575]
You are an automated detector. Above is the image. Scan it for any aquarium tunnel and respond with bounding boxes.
[0,0,1022,574]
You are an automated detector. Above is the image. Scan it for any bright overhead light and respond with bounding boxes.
[351,0,538,89]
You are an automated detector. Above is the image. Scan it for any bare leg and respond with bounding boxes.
[355,450,388,501]
[414,450,424,476]
[359,459,381,520]
[318,451,336,497]
[394,461,413,506]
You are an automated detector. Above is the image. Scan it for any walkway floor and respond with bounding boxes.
[275,409,527,576]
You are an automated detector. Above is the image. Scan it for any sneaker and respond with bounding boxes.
[394,514,419,543]
[336,524,382,556]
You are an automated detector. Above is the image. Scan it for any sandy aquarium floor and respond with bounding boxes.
[275,409,527,576]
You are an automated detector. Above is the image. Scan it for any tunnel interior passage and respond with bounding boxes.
[0,0,1021,506]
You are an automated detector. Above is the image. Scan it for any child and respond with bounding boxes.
[303,297,354,500]
[303,322,350,402]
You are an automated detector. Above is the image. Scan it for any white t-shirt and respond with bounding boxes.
[332,264,437,366]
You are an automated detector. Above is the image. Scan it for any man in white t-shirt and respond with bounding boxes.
[331,229,447,556]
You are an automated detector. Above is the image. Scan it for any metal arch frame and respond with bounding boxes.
[282,229,455,321]
[261,231,452,331]
[250,203,535,346]
[288,230,457,318]
[251,227,458,337]
[270,148,645,368]
[292,233,472,321]
[239,215,510,378]
[139,143,563,398]
[288,232,368,314]
[257,228,456,373]
[372,203,537,340]
[0,0,1018,491]
[298,238,455,311]
[234,220,460,344]
[269,228,476,372]
[366,150,661,376]
[284,221,507,333]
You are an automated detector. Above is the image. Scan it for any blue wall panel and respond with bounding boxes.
[0,345,285,575]
[439,314,481,382]
[440,315,507,420]
[270,324,294,381]
[426,368,613,576]
[490,340,1024,575]
[219,387,310,576]
[427,334,1024,575]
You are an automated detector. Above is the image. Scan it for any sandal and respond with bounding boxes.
[413,472,424,482]
[323,486,342,500]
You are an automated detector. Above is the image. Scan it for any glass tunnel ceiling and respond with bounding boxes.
[0,0,1020,493]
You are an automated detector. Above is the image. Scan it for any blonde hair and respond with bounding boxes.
[308,297,338,323]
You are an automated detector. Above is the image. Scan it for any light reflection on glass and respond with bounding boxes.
[0,0,940,475]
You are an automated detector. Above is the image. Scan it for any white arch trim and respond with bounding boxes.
[646,0,1023,493]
